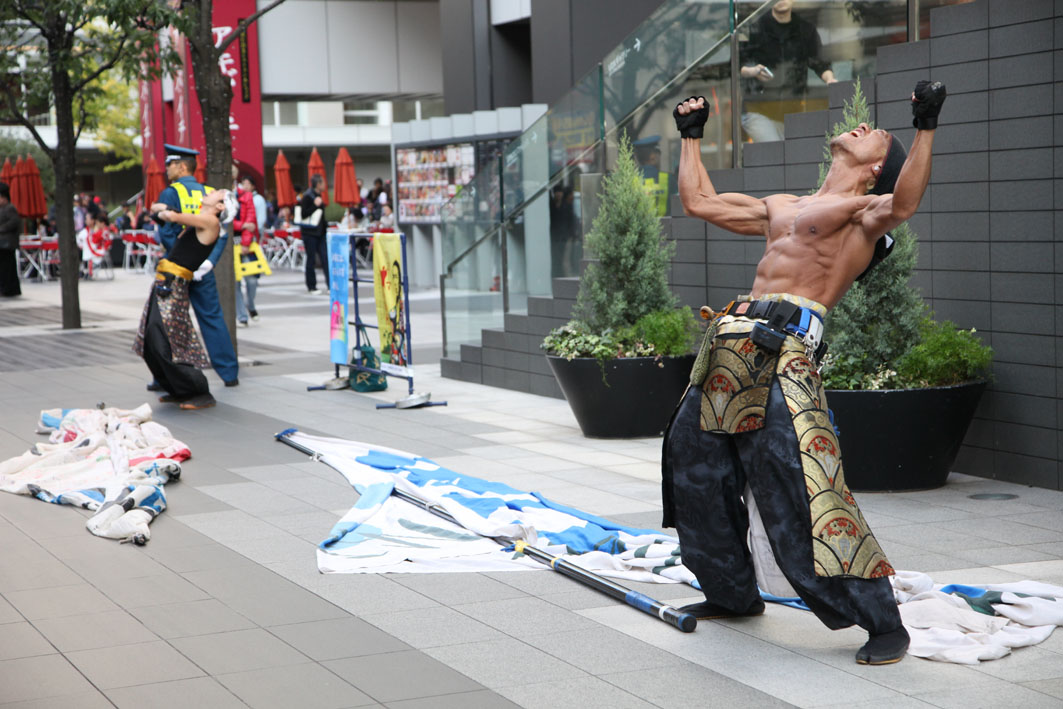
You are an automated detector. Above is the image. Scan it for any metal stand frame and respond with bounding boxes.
[343,231,447,409]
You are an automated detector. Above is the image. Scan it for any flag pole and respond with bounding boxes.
[274,430,696,633]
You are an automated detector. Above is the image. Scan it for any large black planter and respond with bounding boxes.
[826,381,986,492]
[546,354,695,438]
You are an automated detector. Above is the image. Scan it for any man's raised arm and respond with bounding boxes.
[674,97,767,236]
[863,81,946,234]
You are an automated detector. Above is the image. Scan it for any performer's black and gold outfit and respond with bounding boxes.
[133,227,215,405]
[663,293,903,634]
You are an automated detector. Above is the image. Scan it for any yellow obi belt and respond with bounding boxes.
[155,259,193,282]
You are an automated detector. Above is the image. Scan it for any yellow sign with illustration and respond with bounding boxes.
[234,242,273,281]
[372,233,407,366]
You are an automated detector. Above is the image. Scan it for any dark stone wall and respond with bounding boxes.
[441,0,1063,490]
[491,21,534,109]
[440,0,479,115]
[530,0,666,106]
[444,0,664,113]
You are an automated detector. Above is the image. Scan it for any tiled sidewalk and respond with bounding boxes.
[1,273,1063,708]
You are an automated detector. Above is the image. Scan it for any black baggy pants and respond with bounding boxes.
[303,232,330,291]
[141,294,210,401]
[665,383,902,634]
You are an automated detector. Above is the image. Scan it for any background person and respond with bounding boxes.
[75,213,106,275]
[740,0,836,142]
[233,176,260,326]
[0,182,21,297]
[297,175,329,294]
[375,203,394,232]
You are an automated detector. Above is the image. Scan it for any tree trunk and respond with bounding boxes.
[48,20,80,329]
[203,77,237,356]
[188,0,237,355]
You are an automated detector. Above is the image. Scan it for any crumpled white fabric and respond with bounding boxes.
[892,571,1063,664]
[986,582,1063,626]
[0,404,188,543]
[86,480,174,544]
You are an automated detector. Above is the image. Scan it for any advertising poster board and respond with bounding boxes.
[327,233,350,365]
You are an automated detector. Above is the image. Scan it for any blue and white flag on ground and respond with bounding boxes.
[284,431,695,585]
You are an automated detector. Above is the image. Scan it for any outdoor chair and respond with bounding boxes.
[18,237,48,281]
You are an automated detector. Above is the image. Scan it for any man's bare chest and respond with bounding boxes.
[766,197,858,241]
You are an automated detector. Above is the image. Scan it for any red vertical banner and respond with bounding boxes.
[212,0,264,188]
[186,61,206,158]
[170,28,191,147]
[138,74,166,175]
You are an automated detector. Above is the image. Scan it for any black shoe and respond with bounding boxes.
[179,394,217,410]
[224,378,239,387]
[856,627,910,665]
[679,598,765,620]
[249,310,259,321]
[158,394,183,403]
[146,381,164,392]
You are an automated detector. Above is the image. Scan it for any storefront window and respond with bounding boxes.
[391,98,446,124]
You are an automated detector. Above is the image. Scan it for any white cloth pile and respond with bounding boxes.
[892,570,1063,663]
[0,404,188,543]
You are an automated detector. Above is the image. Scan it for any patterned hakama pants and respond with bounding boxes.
[133,275,211,401]
[663,301,903,634]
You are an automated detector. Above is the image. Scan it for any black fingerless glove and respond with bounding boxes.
[911,80,947,130]
[673,96,709,139]
[150,211,166,226]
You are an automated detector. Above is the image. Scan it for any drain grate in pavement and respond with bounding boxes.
[968,493,1019,500]
[0,329,295,371]
[0,305,106,327]
[0,329,142,371]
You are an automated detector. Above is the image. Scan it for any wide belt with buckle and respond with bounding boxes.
[722,299,826,359]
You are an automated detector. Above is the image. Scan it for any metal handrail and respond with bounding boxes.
[441,0,777,279]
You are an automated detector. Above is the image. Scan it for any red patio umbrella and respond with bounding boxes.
[22,155,47,219]
[307,147,329,206]
[194,154,206,184]
[332,147,360,207]
[0,158,12,188]
[144,156,166,208]
[10,156,29,217]
[273,150,297,208]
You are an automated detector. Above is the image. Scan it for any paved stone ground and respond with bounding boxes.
[2,268,1063,708]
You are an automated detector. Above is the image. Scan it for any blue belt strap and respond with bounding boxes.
[784,307,820,338]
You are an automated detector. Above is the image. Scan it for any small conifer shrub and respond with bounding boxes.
[542,132,697,361]
[820,81,991,389]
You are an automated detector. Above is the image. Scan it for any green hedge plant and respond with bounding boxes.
[542,132,698,363]
[819,81,992,389]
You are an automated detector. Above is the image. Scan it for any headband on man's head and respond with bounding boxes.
[869,133,907,195]
[216,190,238,224]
